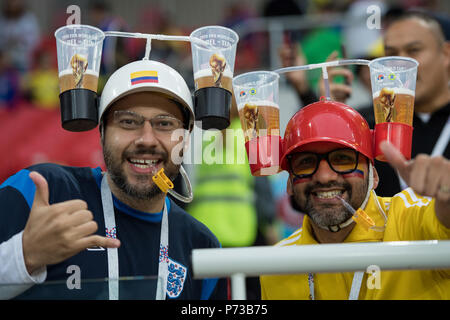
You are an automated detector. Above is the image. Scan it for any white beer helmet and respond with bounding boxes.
[99,59,195,131]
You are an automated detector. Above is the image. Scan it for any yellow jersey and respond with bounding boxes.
[260,188,450,299]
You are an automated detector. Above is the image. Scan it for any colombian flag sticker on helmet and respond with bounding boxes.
[130,70,159,85]
[100,60,195,131]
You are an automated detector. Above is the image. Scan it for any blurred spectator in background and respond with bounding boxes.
[0,0,40,74]
[22,39,59,109]
[89,0,134,92]
[263,0,304,17]
[263,0,305,53]
[276,0,352,104]
[297,0,348,91]
[0,50,21,110]
[343,0,386,61]
[223,3,262,72]
[358,10,450,196]
[135,6,189,68]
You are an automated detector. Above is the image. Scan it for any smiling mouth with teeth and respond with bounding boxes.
[313,190,344,199]
[128,158,161,169]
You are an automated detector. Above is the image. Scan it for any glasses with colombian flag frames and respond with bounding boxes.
[287,148,360,179]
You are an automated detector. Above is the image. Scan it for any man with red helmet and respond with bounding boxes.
[260,100,450,299]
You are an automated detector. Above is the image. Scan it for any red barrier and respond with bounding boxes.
[0,103,105,183]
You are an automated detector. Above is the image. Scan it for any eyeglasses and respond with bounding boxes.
[287,148,360,179]
[113,110,183,134]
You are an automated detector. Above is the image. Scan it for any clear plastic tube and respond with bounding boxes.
[337,195,386,232]
[273,59,370,74]
[104,30,215,60]
[150,165,193,203]
[105,30,190,41]
[104,31,213,49]
[274,59,370,100]
[167,165,193,203]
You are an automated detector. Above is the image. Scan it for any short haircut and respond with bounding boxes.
[386,10,446,46]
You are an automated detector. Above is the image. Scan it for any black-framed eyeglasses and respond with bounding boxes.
[287,148,360,179]
[113,110,183,134]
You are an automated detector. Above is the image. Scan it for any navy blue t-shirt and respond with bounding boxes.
[0,163,227,300]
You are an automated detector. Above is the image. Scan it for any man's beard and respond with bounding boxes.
[103,143,179,200]
[292,178,368,229]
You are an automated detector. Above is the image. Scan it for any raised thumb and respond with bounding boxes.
[29,171,49,207]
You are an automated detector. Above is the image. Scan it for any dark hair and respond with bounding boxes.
[170,98,191,131]
[386,9,447,45]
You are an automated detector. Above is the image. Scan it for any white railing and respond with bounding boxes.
[192,240,450,299]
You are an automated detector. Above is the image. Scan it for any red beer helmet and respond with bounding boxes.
[281,100,374,171]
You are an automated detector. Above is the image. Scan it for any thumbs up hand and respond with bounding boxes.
[380,141,450,228]
[22,172,120,274]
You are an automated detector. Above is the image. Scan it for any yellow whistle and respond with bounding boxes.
[152,168,174,194]
[351,208,376,231]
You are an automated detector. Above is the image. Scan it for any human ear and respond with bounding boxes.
[372,164,379,190]
[287,175,294,196]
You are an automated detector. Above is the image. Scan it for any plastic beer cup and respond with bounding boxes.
[190,26,239,130]
[369,56,418,161]
[54,24,104,131]
[232,71,281,176]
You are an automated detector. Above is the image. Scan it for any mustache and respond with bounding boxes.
[304,181,352,196]
[123,147,168,160]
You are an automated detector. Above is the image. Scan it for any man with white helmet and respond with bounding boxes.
[0,59,227,300]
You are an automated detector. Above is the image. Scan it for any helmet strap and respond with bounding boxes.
[167,165,193,203]
[361,162,374,210]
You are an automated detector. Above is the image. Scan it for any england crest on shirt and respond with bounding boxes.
[166,257,187,299]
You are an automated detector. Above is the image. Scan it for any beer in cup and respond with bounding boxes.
[191,26,238,130]
[58,68,99,93]
[55,24,104,131]
[369,56,418,161]
[233,71,281,176]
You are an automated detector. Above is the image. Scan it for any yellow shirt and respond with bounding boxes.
[29,70,60,109]
[260,189,450,300]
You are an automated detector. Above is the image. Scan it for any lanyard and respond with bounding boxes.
[308,271,364,300]
[101,173,169,300]
[399,115,450,190]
